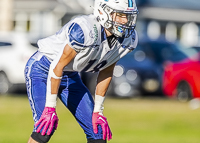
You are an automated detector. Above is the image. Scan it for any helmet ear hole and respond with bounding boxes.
[105,6,111,13]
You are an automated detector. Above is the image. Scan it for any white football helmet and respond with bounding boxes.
[94,0,138,37]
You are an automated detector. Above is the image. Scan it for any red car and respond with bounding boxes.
[162,52,200,102]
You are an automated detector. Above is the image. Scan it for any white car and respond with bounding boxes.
[0,32,37,94]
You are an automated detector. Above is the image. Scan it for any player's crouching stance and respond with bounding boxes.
[25,0,138,142]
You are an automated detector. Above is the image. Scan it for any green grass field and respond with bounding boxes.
[0,95,200,143]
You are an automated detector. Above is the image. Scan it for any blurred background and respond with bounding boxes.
[1,0,200,142]
[1,0,200,99]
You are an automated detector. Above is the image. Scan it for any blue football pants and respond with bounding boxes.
[24,51,103,140]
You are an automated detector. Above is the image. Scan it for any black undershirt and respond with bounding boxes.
[107,35,118,49]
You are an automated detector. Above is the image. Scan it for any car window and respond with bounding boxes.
[137,42,188,63]
[0,42,12,47]
[192,46,200,52]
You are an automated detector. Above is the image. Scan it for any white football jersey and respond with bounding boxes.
[37,14,138,73]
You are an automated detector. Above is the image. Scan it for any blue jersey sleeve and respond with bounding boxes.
[68,23,85,52]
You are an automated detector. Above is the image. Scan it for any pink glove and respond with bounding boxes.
[35,107,59,135]
[92,112,112,141]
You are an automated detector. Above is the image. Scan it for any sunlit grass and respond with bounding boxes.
[0,95,200,143]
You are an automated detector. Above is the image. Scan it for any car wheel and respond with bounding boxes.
[0,72,10,94]
[176,81,192,102]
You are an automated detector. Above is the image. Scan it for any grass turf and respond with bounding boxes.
[0,95,200,143]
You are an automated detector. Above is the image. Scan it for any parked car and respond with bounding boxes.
[81,38,194,98]
[0,32,37,94]
[162,51,200,102]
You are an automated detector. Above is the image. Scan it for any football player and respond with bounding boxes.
[25,0,138,142]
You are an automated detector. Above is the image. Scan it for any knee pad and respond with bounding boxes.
[87,139,106,143]
[31,132,52,143]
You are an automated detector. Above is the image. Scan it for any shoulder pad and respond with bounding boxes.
[67,15,100,51]
[121,29,138,51]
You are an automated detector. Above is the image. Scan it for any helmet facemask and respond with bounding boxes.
[107,9,138,37]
